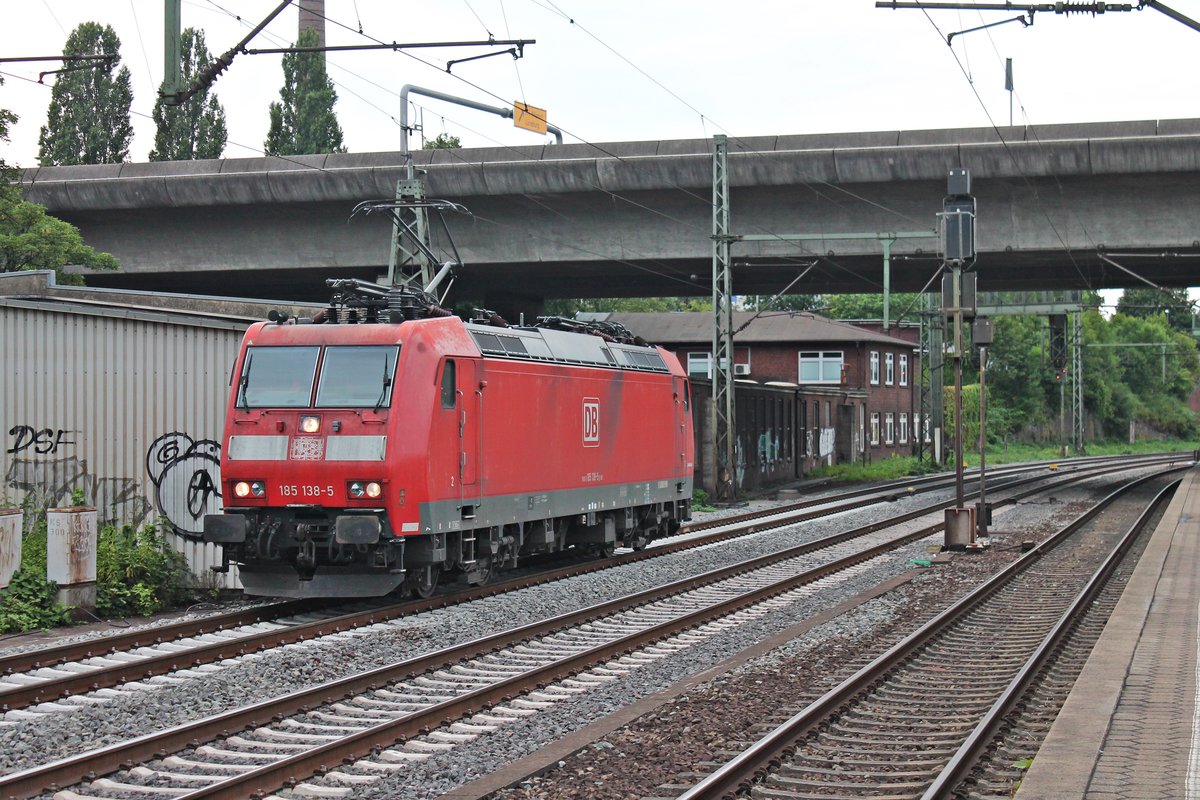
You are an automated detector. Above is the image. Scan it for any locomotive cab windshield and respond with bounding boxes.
[237,345,399,409]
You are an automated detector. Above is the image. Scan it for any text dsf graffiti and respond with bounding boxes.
[7,425,75,455]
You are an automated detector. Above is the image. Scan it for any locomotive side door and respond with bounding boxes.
[674,377,688,473]
[455,358,481,494]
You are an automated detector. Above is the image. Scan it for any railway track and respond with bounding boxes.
[673,469,1180,800]
[0,453,1179,720]
[0,457,1178,799]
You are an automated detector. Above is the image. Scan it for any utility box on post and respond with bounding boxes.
[972,317,994,346]
[945,506,977,550]
[0,509,21,590]
[47,507,97,610]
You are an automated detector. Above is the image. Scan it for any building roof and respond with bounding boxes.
[594,311,915,348]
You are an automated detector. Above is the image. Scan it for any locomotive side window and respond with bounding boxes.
[441,360,457,408]
[315,346,400,408]
[238,346,320,408]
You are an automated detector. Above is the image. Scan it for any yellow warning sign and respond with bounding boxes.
[513,102,547,135]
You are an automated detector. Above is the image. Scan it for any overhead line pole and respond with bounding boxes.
[711,135,736,501]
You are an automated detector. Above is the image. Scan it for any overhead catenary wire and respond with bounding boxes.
[224,1,855,291]
[192,0,927,291]
[290,0,921,282]
[912,0,1095,291]
[11,2,1035,302]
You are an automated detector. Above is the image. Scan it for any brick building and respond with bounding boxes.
[599,311,922,474]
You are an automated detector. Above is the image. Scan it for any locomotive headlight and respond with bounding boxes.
[365,481,382,499]
[300,415,321,434]
[235,481,267,498]
[348,481,365,498]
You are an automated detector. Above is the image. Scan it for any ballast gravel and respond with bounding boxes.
[0,469,1149,800]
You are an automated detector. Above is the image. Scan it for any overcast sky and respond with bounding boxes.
[3,1,1200,166]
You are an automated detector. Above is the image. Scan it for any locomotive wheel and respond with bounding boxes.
[407,565,440,599]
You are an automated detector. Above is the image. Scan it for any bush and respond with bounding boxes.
[96,520,196,617]
[0,568,72,632]
[0,514,71,632]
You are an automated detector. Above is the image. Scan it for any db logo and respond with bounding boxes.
[582,398,600,446]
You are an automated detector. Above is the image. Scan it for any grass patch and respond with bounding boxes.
[692,488,717,512]
[979,438,1199,466]
[806,439,1198,485]
[809,455,935,484]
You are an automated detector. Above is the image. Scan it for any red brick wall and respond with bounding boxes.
[670,339,921,465]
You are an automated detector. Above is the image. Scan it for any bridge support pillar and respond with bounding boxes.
[482,289,544,325]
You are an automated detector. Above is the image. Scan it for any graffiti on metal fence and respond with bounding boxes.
[4,455,151,526]
[146,432,222,539]
[7,425,75,455]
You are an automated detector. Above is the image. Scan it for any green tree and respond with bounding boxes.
[0,81,16,178]
[820,292,922,323]
[1105,312,1200,437]
[747,294,821,312]
[264,28,345,156]
[1116,287,1194,333]
[983,314,1053,438]
[149,28,227,161]
[37,22,133,166]
[2,93,119,285]
[0,198,120,285]
[423,133,461,149]
[543,296,710,316]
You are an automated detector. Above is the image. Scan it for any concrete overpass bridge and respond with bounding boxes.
[18,118,1200,312]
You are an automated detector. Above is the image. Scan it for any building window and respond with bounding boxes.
[799,351,843,384]
[899,412,909,444]
[923,415,932,443]
[859,404,866,454]
[870,412,881,445]
[899,354,909,386]
[885,353,895,385]
[885,412,895,444]
[869,351,880,385]
[686,352,711,379]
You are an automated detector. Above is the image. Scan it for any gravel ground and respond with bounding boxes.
[333,480,1105,800]
[0,469,1146,798]
[0,598,277,658]
[481,482,1133,800]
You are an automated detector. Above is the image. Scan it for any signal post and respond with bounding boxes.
[941,169,985,550]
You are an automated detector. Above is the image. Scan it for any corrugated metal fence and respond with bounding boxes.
[1,298,246,588]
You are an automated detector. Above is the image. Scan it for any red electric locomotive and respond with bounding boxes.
[204,280,694,598]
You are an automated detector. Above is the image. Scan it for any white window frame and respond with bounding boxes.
[686,351,712,379]
[885,412,895,444]
[885,353,895,385]
[899,412,909,444]
[799,351,844,385]
[869,351,880,385]
[899,354,909,387]
[869,411,881,445]
[923,415,932,443]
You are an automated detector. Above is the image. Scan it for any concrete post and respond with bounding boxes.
[0,509,21,590]
[46,507,97,610]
